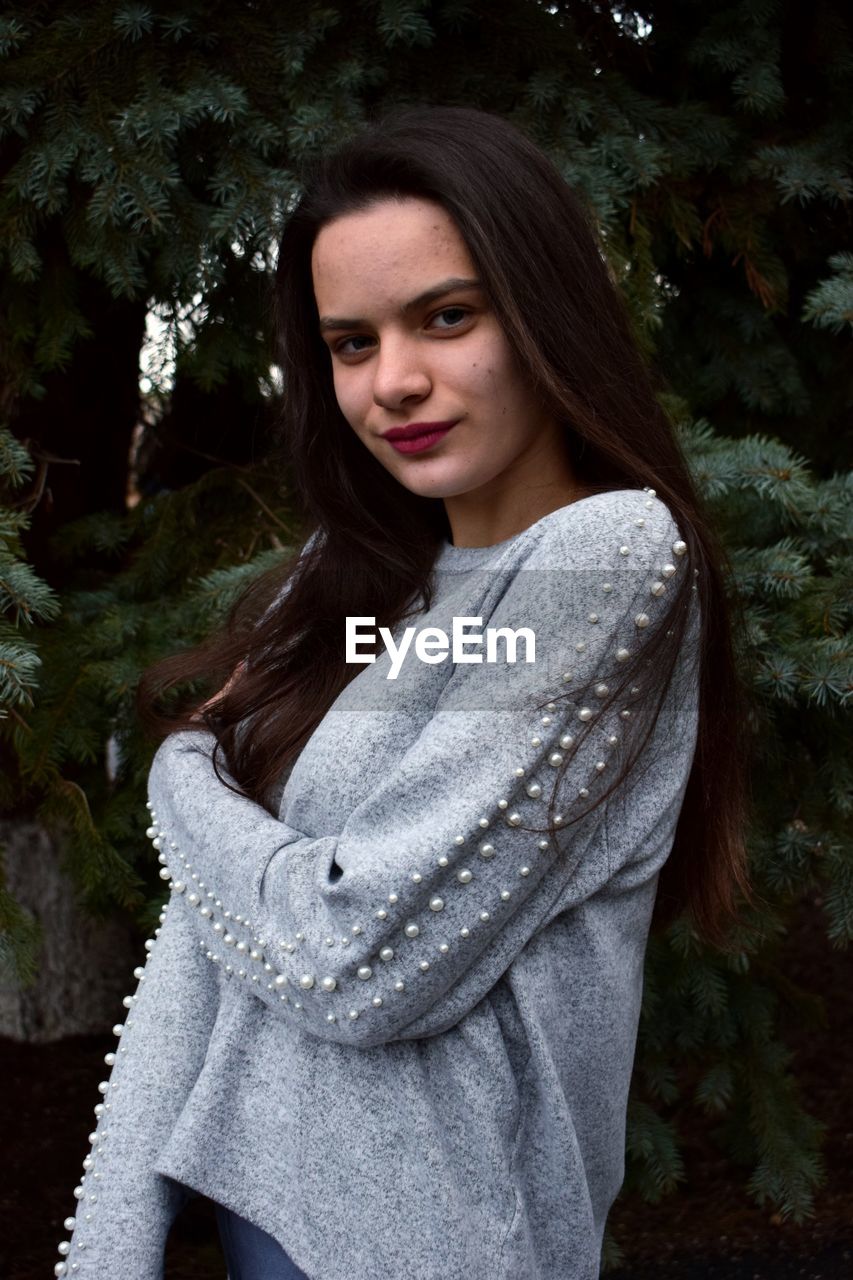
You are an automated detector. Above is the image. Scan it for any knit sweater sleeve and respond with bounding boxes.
[55,890,221,1277]
[146,492,699,1050]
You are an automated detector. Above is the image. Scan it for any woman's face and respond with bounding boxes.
[311,197,575,534]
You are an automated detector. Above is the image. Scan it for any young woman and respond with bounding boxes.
[54,105,754,1280]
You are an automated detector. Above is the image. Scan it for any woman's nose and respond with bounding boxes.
[371,336,431,409]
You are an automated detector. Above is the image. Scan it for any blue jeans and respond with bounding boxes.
[213,1200,312,1280]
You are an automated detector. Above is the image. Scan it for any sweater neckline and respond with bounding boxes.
[435,489,618,569]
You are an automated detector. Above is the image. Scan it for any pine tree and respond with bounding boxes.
[0,0,851,1267]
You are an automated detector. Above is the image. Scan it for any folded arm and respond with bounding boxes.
[147,494,696,1049]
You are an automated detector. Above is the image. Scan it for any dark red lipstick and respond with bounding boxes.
[382,420,459,455]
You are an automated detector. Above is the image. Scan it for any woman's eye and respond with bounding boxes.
[334,335,374,355]
[430,307,470,329]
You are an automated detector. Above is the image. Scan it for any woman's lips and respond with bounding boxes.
[383,422,458,455]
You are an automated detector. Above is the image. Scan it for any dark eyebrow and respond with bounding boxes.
[318,277,483,333]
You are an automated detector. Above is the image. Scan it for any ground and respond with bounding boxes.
[4,893,850,1280]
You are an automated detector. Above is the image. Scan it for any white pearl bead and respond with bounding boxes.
[299,974,314,989]
[380,947,394,960]
[559,733,574,749]
[479,911,490,922]
[578,707,593,721]
[321,976,337,991]
[661,562,676,577]
[357,965,372,980]
[506,812,521,827]
[429,896,445,911]
[525,782,542,798]
[548,752,563,767]
[672,539,687,556]
[405,923,419,938]
[635,613,650,628]
[520,866,531,876]
[457,869,473,883]
[594,683,609,697]
[619,545,630,556]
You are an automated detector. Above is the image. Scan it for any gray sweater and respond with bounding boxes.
[54,487,700,1280]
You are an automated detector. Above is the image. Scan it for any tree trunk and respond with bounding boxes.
[0,818,138,1042]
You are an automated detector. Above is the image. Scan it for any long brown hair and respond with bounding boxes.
[136,104,759,952]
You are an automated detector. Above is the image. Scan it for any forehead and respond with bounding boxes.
[311,197,474,311]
